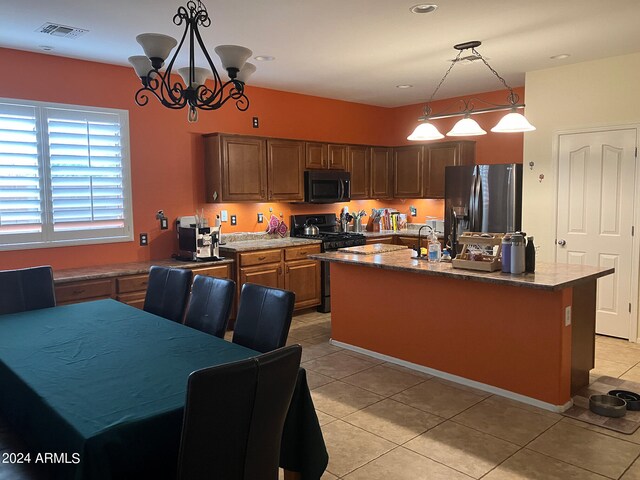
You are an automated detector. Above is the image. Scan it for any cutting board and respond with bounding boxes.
[338,243,407,255]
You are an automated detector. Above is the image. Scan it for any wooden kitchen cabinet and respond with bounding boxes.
[393,145,423,198]
[365,236,394,245]
[394,236,427,249]
[55,278,115,305]
[305,142,328,169]
[393,141,475,199]
[267,139,304,201]
[204,134,267,202]
[423,141,475,198]
[348,145,370,199]
[370,147,393,199]
[232,244,321,313]
[328,144,348,170]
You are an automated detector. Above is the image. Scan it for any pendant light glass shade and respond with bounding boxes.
[236,63,256,83]
[491,112,536,133]
[128,56,153,78]
[177,67,212,88]
[136,34,178,65]
[214,45,252,76]
[447,117,487,136]
[407,122,444,141]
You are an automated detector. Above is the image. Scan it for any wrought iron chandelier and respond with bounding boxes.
[128,0,255,122]
[408,41,535,141]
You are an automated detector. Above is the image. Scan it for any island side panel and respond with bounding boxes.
[570,279,596,394]
[330,262,573,406]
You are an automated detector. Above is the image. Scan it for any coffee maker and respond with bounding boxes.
[176,216,220,261]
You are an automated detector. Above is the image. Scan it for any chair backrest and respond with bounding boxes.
[0,266,56,315]
[184,275,235,338]
[177,345,302,480]
[232,283,295,353]
[143,266,193,322]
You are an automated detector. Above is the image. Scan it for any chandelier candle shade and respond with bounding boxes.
[128,0,255,122]
[408,41,535,141]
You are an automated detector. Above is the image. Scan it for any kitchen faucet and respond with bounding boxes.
[414,225,433,259]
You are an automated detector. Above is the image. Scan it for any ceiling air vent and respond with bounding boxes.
[450,53,485,65]
[37,23,88,39]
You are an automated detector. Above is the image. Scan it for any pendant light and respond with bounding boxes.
[408,41,535,141]
[128,0,256,122]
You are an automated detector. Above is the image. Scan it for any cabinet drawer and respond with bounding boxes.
[117,292,146,309]
[192,265,230,278]
[285,244,321,261]
[366,237,394,245]
[56,279,114,303]
[117,274,149,294]
[239,249,282,267]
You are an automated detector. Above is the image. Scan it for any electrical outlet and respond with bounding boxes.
[220,210,228,222]
[564,306,572,326]
[410,206,417,217]
[230,215,237,226]
[139,233,148,246]
[252,117,259,128]
[257,213,264,223]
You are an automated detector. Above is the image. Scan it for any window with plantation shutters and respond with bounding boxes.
[0,99,133,250]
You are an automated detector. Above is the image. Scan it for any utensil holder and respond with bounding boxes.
[366,217,380,232]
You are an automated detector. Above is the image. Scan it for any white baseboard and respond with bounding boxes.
[330,339,574,413]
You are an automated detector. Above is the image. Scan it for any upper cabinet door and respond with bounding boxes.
[393,146,423,198]
[221,135,267,201]
[370,147,392,199]
[424,141,475,198]
[267,139,304,202]
[348,145,370,199]
[328,144,348,170]
[305,142,328,169]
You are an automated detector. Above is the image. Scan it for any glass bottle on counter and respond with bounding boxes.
[428,229,441,263]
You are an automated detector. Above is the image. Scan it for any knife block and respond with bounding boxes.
[366,217,380,232]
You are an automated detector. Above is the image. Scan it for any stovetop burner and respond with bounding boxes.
[290,213,367,250]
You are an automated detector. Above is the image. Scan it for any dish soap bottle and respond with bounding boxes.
[428,230,441,263]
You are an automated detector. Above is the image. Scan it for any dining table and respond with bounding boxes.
[0,299,328,479]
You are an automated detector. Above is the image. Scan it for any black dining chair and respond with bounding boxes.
[143,266,193,323]
[232,283,295,353]
[0,266,56,315]
[183,275,235,338]
[177,344,302,480]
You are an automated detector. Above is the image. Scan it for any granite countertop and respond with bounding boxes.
[54,258,234,284]
[309,249,614,291]
[219,237,321,253]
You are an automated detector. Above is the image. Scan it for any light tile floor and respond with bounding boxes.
[5,311,640,479]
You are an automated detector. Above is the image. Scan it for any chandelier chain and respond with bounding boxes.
[471,47,516,99]
[427,49,463,104]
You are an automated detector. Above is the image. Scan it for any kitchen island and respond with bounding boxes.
[309,248,614,410]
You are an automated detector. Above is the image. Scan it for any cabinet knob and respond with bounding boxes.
[258,256,266,261]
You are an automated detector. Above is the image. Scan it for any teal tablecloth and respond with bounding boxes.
[0,299,327,479]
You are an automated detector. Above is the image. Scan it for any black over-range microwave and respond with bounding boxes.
[304,170,351,203]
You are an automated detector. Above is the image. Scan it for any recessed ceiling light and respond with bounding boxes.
[550,53,571,60]
[396,84,413,89]
[410,4,438,14]
[254,55,275,61]
[38,45,54,51]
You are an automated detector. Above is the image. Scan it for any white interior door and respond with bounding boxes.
[556,129,637,339]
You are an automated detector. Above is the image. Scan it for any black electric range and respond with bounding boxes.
[290,213,366,312]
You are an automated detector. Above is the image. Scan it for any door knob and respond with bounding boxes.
[557,239,567,246]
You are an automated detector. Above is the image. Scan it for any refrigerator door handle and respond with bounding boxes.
[475,171,482,231]
[468,172,477,231]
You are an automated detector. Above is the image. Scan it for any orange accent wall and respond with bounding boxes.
[0,48,522,271]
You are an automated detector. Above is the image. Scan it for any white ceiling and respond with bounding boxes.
[3,0,640,107]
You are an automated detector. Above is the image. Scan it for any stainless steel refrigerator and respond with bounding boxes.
[444,163,522,256]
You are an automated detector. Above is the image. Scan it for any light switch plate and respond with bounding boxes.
[257,213,264,223]
[220,210,228,222]
[564,306,572,326]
